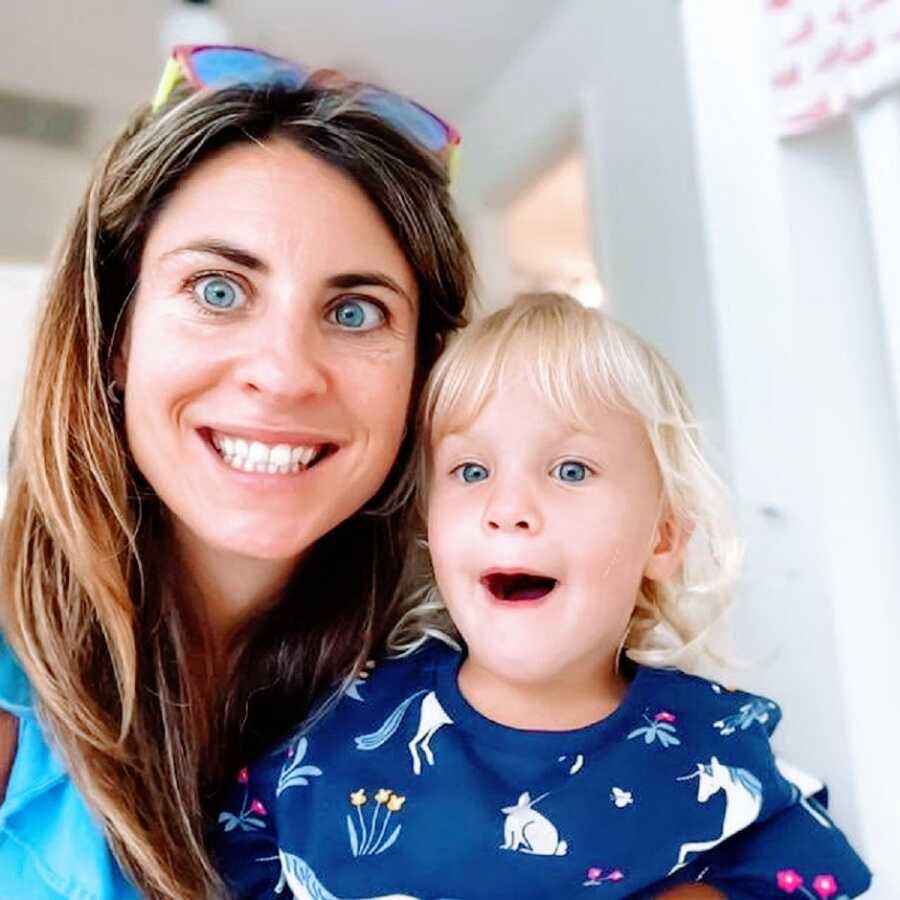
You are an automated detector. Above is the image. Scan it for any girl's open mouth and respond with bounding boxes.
[480,571,558,602]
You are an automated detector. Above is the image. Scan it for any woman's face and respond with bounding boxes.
[118,139,419,569]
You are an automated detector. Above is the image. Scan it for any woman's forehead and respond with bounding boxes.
[140,139,418,297]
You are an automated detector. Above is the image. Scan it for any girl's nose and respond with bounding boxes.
[482,481,543,535]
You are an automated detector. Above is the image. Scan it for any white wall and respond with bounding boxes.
[0,262,44,483]
[457,0,899,891]
[0,136,89,261]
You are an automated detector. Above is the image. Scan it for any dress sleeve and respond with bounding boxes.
[701,794,872,899]
[209,763,282,899]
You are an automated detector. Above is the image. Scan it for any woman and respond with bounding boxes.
[0,46,472,899]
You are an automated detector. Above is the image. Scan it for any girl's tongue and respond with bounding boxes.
[480,572,558,602]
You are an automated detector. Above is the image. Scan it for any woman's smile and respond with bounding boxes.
[200,427,339,476]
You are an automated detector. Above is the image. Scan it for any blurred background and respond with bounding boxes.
[1,0,898,893]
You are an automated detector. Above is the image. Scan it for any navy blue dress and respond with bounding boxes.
[213,640,871,899]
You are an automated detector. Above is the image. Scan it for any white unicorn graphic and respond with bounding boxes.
[500,791,569,856]
[354,690,452,775]
[669,756,763,874]
[275,850,461,900]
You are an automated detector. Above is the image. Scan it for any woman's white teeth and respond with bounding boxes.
[211,432,324,474]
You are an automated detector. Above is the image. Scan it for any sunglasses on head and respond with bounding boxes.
[152,44,461,179]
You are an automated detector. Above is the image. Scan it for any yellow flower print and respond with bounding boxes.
[346,785,407,857]
[386,793,406,812]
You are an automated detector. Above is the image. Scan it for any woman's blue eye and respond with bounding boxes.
[195,276,244,311]
[331,299,384,331]
[553,461,588,483]
[458,463,489,484]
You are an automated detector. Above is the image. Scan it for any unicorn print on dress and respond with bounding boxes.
[354,690,452,775]
[500,791,569,856]
[776,758,834,829]
[274,850,461,900]
[669,756,763,874]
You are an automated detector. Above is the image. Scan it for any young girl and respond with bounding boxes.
[214,293,870,899]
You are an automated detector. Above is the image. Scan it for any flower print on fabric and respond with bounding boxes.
[713,698,779,735]
[627,710,681,748]
[346,787,407,857]
[500,791,568,856]
[276,737,323,797]
[670,757,763,875]
[354,689,453,774]
[776,868,848,899]
[218,768,269,833]
[583,866,625,887]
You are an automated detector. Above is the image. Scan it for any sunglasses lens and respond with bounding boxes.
[191,48,309,91]
[357,90,452,153]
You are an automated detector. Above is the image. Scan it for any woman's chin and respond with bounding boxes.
[172,514,315,568]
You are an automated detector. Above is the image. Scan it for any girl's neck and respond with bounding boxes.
[457,655,628,731]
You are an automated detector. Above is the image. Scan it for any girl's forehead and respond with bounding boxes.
[430,384,642,451]
[430,368,631,438]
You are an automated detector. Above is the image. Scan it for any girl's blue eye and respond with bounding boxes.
[458,463,489,484]
[553,461,588,483]
[331,299,384,331]
[195,275,244,310]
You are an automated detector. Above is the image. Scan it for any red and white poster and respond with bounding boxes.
[764,0,900,135]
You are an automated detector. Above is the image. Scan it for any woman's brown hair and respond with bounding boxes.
[0,84,472,898]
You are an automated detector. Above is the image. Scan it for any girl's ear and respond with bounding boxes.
[644,513,692,582]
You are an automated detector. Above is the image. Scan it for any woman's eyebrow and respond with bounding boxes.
[161,239,268,272]
[327,272,415,311]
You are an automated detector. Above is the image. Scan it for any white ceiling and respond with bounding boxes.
[1,0,561,127]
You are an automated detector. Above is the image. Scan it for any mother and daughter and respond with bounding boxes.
[0,45,870,899]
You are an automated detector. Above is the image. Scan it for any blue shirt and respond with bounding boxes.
[0,637,139,900]
[214,640,871,899]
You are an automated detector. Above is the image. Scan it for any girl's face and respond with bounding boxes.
[119,139,418,572]
[427,375,685,698]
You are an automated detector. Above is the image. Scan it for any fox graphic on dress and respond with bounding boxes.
[500,792,568,856]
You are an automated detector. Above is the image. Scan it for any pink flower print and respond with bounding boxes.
[249,799,267,816]
[655,711,677,723]
[777,869,804,893]
[812,875,838,899]
[237,767,249,784]
[583,866,625,887]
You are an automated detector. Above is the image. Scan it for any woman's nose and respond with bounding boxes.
[234,315,328,401]
[482,481,543,535]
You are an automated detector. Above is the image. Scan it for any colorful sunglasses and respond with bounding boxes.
[152,44,461,178]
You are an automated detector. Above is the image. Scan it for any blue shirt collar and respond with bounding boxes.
[0,634,33,717]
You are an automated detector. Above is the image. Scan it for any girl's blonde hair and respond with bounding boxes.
[1,84,471,899]
[389,292,742,672]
